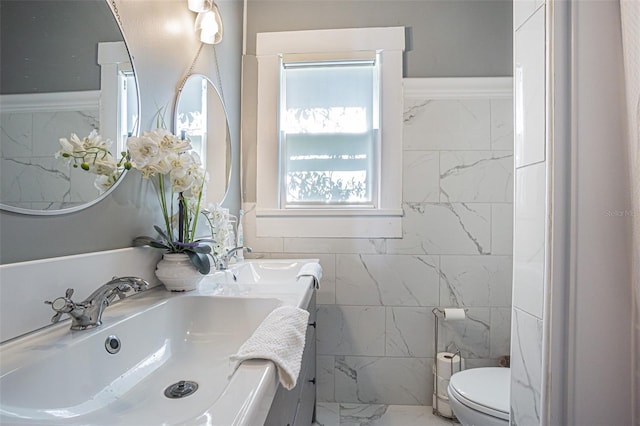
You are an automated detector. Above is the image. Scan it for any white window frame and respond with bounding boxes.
[255,27,404,238]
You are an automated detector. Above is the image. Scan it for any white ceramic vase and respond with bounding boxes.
[155,253,204,292]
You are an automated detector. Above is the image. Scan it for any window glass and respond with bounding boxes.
[279,59,380,206]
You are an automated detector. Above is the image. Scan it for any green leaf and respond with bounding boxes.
[191,245,211,254]
[195,238,216,244]
[133,236,171,250]
[149,241,171,250]
[133,236,154,246]
[153,225,170,242]
[186,251,210,275]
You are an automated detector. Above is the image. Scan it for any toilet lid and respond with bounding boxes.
[448,367,510,421]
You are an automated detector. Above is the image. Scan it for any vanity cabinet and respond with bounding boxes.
[264,290,316,426]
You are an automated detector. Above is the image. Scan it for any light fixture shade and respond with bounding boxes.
[195,4,223,44]
[188,0,211,13]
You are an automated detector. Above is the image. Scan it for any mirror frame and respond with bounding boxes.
[0,0,140,216]
[174,74,232,205]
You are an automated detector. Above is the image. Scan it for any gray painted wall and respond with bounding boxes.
[245,0,513,78]
[0,0,243,264]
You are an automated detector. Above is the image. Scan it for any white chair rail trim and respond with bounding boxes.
[403,77,513,100]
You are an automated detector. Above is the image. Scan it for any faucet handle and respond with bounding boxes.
[44,288,78,323]
[49,311,64,324]
[44,288,74,309]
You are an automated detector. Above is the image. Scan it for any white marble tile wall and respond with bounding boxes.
[514,6,546,168]
[510,308,543,425]
[243,82,514,405]
[0,109,99,209]
[511,1,547,424]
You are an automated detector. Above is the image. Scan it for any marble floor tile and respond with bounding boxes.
[315,402,340,426]
[314,402,456,426]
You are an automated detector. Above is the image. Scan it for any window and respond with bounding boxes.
[256,27,404,238]
[280,53,379,207]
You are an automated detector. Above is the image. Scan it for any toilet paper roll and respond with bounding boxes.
[433,372,451,398]
[433,393,454,418]
[435,352,464,380]
[443,308,466,321]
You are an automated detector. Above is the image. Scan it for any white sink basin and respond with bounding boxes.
[0,293,281,425]
[230,259,316,285]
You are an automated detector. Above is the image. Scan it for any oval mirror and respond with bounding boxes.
[175,74,231,205]
[0,0,139,215]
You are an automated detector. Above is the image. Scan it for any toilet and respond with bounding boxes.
[447,367,510,426]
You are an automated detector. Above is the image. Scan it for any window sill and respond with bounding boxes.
[255,208,403,238]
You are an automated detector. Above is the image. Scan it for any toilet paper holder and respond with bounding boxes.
[432,307,466,420]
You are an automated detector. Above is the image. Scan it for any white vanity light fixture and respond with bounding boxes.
[189,0,224,45]
[187,0,210,13]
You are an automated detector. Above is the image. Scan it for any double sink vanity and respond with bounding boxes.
[0,252,319,426]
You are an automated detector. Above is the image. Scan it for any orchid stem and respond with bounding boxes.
[157,175,174,248]
[178,192,185,243]
[190,178,205,242]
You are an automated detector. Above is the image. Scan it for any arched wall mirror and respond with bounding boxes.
[0,0,139,215]
[175,74,231,205]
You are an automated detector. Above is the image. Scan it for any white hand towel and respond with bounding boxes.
[297,262,323,289]
[230,306,310,390]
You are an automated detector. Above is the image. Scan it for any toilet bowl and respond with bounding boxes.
[447,367,510,426]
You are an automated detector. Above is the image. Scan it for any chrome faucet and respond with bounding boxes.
[44,276,150,330]
[214,246,252,270]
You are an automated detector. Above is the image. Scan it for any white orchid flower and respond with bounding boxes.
[55,137,75,159]
[158,131,191,152]
[167,153,193,176]
[171,173,194,193]
[153,157,173,175]
[83,129,110,150]
[68,133,85,150]
[91,155,118,176]
[127,134,160,168]
[94,173,117,194]
[138,165,157,179]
